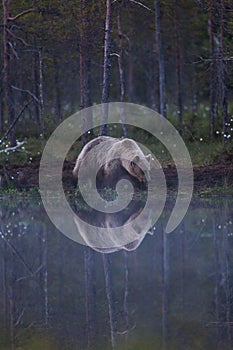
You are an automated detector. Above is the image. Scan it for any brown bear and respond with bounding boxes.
[72,136,151,190]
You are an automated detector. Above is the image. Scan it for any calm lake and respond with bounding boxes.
[0,194,232,350]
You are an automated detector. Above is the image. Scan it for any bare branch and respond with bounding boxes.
[128,0,152,11]
[8,8,34,22]
[15,308,25,326]
[7,28,29,46]
[16,276,29,282]
[192,56,233,64]
[11,85,39,102]
[110,52,120,58]
[34,264,44,275]
[16,264,44,282]
[8,41,19,59]
[112,0,152,11]
[26,321,37,329]
[122,33,130,45]
[0,99,33,145]
[0,141,26,154]
[0,232,34,276]
[116,324,136,334]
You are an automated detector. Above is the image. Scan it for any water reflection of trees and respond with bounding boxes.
[0,198,232,349]
[211,204,233,350]
[0,200,49,349]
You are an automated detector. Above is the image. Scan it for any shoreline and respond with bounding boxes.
[0,160,232,194]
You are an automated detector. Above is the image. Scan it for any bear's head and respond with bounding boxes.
[116,138,151,183]
[129,154,151,182]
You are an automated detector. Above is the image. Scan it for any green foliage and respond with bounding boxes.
[0,0,233,171]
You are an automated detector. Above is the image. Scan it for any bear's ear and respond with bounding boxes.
[133,155,140,163]
[121,138,131,146]
[146,154,152,163]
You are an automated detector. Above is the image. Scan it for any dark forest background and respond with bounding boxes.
[0,0,233,159]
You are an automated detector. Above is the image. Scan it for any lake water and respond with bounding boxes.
[0,195,232,350]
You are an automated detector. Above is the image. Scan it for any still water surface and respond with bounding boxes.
[0,195,232,350]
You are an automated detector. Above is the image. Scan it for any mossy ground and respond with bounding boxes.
[0,130,232,196]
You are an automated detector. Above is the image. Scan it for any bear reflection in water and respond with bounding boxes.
[73,199,153,253]
[73,136,153,253]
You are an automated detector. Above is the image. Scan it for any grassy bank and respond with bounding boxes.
[0,129,232,196]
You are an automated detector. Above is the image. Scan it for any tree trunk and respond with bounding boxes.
[2,0,16,146]
[117,10,125,104]
[154,0,166,117]
[223,224,231,344]
[9,249,16,350]
[42,228,49,325]
[2,240,8,334]
[54,57,62,125]
[191,71,198,117]
[38,48,45,144]
[127,6,135,103]
[212,217,221,348]
[32,40,40,132]
[84,247,96,349]
[0,86,4,132]
[174,0,183,126]
[219,0,228,140]
[102,254,116,349]
[209,0,216,139]
[123,251,129,344]
[180,223,185,316]
[117,7,128,138]
[162,230,169,350]
[100,0,112,136]
[80,0,93,145]
[79,4,96,342]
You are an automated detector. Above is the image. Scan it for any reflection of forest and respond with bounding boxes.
[0,197,232,349]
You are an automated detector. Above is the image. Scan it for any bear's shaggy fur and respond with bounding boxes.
[73,136,151,189]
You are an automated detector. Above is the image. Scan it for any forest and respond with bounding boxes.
[0,0,233,187]
[0,0,233,191]
[1,3,233,350]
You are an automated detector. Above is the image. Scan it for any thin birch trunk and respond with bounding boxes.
[42,228,49,325]
[209,0,216,139]
[0,89,3,132]
[128,20,134,103]
[100,0,112,136]
[102,254,116,349]
[213,217,221,348]
[9,249,16,350]
[33,39,40,130]
[174,0,183,126]
[155,0,166,117]
[223,224,231,344]
[2,0,16,146]
[38,48,45,144]
[162,230,169,350]
[84,247,96,349]
[219,0,228,140]
[80,0,93,144]
[117,7,128,137]
[54,57,62,125]
[123,251,129,344]
[2,239,8,333]
[79,4,96,343]
[2,1,33,145]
